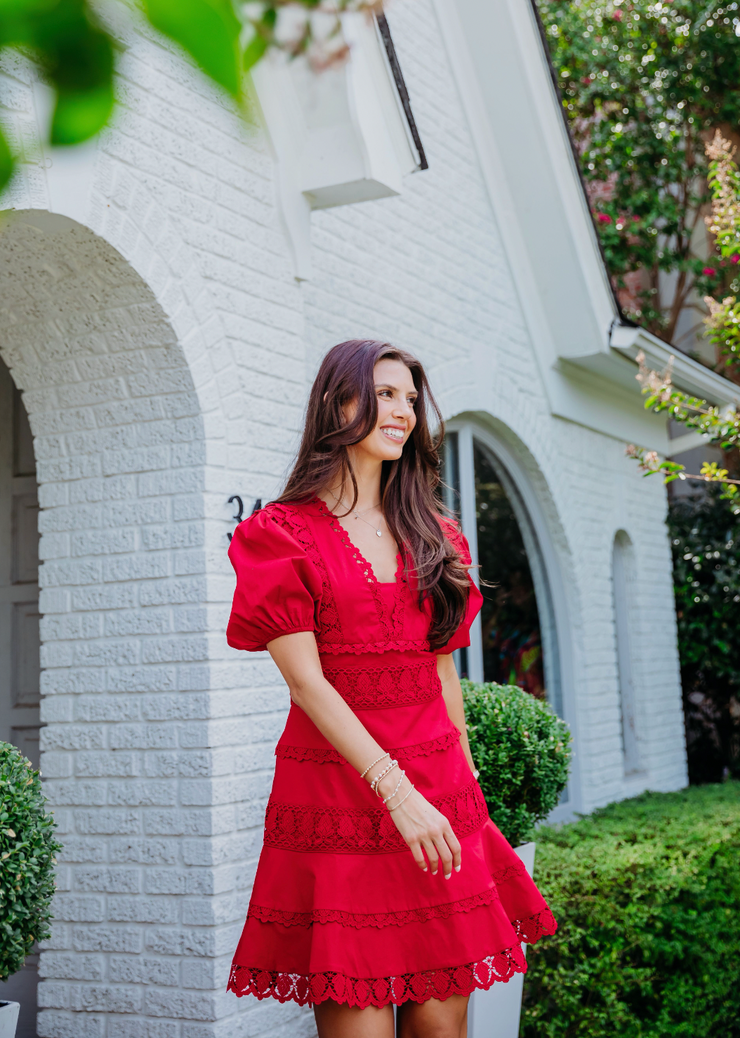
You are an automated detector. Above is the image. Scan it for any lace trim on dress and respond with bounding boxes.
[227,945,528,1007]
[314,497,410,642]
[275,729,461,766]
[269,504,344,643]
[491,860,528,885]
[247,888,500,929]
[513,908,558,943]
[318,640,430,655]
[321,659,441,709]
[264,777,488,854]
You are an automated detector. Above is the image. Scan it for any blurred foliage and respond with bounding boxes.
[521,783,740,1037]
[703,131,740,373]
[0,741,61,982]
[668,488,740,782]
[536,0,740,342]
[626,349,740,505]
[0,0,380,192]
[461,679,571,847]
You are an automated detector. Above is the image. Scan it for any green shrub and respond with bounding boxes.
[461,680,572,847]
[521,782,740,1038]
[0,742,61,981]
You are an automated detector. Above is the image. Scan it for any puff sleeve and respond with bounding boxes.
[226,509,323,652]
[435,520,484,655]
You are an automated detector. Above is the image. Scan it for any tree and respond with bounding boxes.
[536,0,740,344]
[626,131,740,493]
[0,0,380,193]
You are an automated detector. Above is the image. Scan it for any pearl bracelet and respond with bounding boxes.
[360,752,389,780]
[371,759,398,794]
[388,784,415,812]
[382,769,405,804]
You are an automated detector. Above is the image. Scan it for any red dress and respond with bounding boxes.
[226,498,556,1008]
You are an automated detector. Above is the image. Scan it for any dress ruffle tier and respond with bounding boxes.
[226,502,557,1008]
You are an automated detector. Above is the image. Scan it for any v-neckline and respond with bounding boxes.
[312,496,404,586]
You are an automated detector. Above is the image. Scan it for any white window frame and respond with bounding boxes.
[446,420,581,819]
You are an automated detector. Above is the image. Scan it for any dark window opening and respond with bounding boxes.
[474,441,545,698]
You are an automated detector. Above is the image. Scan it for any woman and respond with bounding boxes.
[226,340,556,1037]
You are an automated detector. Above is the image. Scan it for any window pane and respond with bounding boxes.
[474,441,545,697]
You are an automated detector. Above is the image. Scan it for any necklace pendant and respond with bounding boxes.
[376,529,382,537]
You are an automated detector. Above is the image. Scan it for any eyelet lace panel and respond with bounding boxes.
[321,660,441,709]
[313,497,409,643]
[227,945,528,1007]
[248,888,500,929]
[275,729,461,766]
[264,777,488,854]
[269,504,343,644]
[513,908,558,943]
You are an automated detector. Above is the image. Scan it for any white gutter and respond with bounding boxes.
[610,321,739,453]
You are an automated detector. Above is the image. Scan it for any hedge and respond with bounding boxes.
[521,782,740,1038]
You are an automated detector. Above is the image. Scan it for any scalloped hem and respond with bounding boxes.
[227,944,528,1007]
[514,908,557,943]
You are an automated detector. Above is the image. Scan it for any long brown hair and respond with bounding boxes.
[277,339,471,649]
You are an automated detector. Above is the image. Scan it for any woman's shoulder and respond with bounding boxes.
[230,498,320,553]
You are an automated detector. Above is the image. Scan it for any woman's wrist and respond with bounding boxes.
[375,768,412,805]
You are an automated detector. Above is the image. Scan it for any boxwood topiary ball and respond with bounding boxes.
[462,680,572,847]
[0,741,61,982]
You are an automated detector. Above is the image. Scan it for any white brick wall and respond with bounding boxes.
[0,0,686,1034]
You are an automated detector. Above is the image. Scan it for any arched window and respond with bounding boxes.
[442,424,562,717]
[612,531,641,773]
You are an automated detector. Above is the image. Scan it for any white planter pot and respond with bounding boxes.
[0,1002,20,1038]
[469,842,536,1038]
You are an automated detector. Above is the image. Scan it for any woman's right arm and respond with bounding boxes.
[267,631,462,879]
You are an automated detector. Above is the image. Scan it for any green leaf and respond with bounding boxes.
[0,123,14,192]
[243,31,269,73]
[143,0,242,97]
[243,8,276,72]
[50,82,113,145]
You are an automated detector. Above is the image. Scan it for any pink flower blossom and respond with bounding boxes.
[703,267,717,276]
[731,254,740,264]
[597,213,613,224]
[613,9,623,20]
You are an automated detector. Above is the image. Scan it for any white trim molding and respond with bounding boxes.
[251,13,424,280]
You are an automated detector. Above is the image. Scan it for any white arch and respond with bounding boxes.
[446,414,583,819]
[0,211,220,1035]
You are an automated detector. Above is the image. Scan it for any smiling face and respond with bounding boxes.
[344,357,418,465]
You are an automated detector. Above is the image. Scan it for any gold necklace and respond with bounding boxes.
[331,492,384,537]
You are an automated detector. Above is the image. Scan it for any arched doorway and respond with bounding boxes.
[0,210,209,1038]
